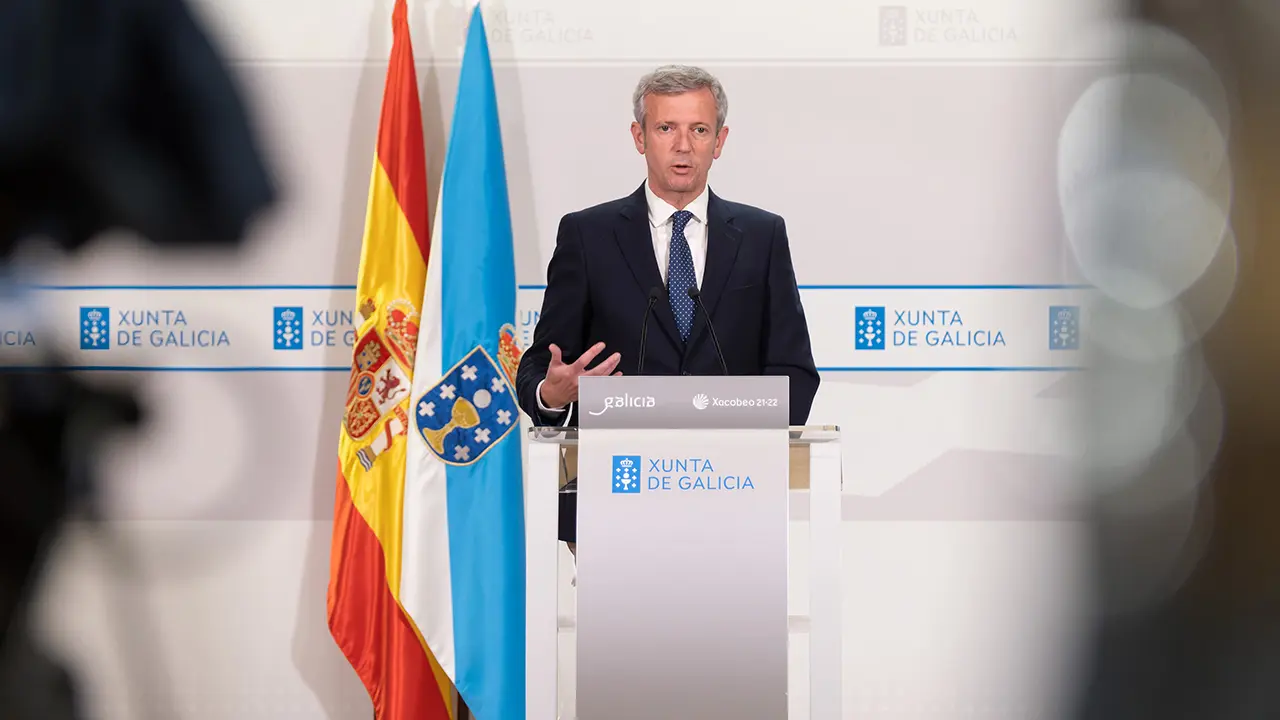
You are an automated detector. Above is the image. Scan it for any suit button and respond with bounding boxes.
[682,371,690,376]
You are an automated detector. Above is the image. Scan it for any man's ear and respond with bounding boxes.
[712,125,729,160]
[631,121,645,154]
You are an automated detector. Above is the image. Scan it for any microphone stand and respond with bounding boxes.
[687,286,729,375]
[636,286,662,374]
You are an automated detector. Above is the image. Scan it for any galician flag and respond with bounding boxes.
[326,0,455,717]
[400,4,527,720]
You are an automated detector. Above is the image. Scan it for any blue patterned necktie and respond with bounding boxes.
[667,210,697,341]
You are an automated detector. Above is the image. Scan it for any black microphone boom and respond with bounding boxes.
[636,286,663,374]
[687,286,729,375]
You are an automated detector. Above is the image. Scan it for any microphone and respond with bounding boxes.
[687,286,728,375]
[636,286,663,374]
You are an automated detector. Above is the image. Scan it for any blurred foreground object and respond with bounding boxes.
[1069,2,1280,718]
[0,370,142,718]
[0,0,276,250]
[0,0,274,717]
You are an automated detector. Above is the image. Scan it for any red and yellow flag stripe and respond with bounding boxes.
[327,1,452,717]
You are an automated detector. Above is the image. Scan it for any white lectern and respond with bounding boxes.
[525,375,842,719]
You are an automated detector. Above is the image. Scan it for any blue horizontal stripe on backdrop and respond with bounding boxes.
[0,366,1083,373]
[27,285,359,291]
[0,366,353,372]
[18,284,1091,291]
[821,366,1084,372]
[513,284,1093,291]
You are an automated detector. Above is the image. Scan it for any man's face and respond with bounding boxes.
[631,88,728,200]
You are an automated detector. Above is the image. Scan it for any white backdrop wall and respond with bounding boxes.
[24,0,1126,718]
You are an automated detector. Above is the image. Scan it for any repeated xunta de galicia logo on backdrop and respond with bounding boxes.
[79,306,231,351]
[59,292,1083,365]
[853,304,1080,352]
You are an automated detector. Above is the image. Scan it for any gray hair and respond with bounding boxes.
[632,65,728,130]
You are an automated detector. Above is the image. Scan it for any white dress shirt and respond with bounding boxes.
[644,180,709,289]
[536,181,709,418]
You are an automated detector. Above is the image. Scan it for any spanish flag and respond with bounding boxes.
[327,1,454,717]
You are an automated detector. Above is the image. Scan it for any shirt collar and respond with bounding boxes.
[645,180,709,228]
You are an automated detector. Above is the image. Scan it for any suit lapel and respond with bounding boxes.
[615,184,682,348]
[685,190,742,358]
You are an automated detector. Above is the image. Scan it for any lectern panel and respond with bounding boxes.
[575,376,790,719]
[577,428,789,719]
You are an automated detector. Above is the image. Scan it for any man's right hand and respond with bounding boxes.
[539,342,622,409]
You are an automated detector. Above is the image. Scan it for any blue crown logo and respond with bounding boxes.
[854,306,885,350]
[612,455,641,494]
[79,306,110,350]
[1049,305,1079,351]
[274,306,304,350]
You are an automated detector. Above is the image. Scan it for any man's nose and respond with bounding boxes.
[673,130,692,151]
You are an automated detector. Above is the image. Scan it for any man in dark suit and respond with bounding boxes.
[515,64,820,553]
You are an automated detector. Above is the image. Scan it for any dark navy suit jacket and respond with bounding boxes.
[516,183,820,428]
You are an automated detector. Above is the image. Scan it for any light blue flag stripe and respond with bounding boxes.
[441,6,525,720]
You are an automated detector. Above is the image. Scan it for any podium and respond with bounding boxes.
[525,376,843,719]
